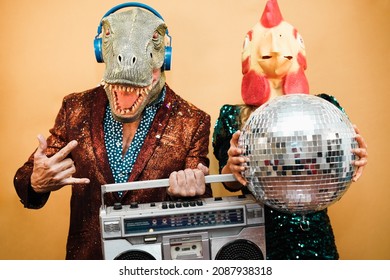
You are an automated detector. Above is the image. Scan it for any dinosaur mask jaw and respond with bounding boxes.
[103,68,163,123]
[104,83,152,115]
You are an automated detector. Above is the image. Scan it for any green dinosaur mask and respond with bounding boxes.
[100,8,168,123]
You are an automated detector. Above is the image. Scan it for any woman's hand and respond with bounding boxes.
[223,130,248,187]
[352,125,368,182]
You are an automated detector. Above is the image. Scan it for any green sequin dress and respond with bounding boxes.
[212,94,342,260]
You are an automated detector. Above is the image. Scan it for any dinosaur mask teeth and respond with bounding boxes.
[107,83,152,115]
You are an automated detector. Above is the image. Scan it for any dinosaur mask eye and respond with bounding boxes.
[151,30,164,50]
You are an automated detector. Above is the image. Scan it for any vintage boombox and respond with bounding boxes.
[100,174,266,260]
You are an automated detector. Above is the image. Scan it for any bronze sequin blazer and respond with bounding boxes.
[14,84,212,259]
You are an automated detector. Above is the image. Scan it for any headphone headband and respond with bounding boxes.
[93,2,172,70]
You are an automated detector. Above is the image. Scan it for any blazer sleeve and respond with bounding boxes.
[13,98,69,209]
[188,112,213,198]
[186,112,211,168]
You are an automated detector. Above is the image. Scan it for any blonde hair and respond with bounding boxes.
[238,104,257,129]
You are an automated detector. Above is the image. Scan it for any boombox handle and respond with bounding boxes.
[100,174,237,208]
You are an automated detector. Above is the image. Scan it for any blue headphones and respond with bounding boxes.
[93,2,172,71]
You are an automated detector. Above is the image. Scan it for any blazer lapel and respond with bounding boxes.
[128,85,174,183]
[90,86,114,185]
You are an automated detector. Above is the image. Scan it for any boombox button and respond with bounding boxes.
[130,202,138,208]
[196,200,203,206]
[113,203,122,210]
[144,236,157,243]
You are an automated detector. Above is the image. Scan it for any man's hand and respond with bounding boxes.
[167,163,209,197]
[30,134,90,193]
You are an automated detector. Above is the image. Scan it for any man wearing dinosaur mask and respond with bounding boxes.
[14,4,212,259]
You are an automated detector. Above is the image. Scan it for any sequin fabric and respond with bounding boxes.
[14,84,212,259]
[212,94,341,260]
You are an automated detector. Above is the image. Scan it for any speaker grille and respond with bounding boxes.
[215,239,264,260]
[114,250,156,260]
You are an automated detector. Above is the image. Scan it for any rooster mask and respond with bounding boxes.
[241,0,309,106]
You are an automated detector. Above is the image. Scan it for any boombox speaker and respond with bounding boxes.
[100,174,266,260]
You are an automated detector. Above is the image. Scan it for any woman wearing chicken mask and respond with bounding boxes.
[213,0,368,260]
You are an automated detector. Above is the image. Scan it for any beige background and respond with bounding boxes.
[0,0,389,259]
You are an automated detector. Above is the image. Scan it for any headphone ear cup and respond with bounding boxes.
[94,37,103,63]
[163,45,172,71]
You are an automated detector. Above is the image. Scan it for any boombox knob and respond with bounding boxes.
[130,202,139,209]
[113,202,122,210]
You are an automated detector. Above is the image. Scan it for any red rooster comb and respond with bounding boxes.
[260,0,283,28]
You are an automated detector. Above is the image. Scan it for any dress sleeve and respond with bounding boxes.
[316,93,345,113]
[212,105,241,173]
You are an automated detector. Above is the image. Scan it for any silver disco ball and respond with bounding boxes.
[238,94,358,214]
